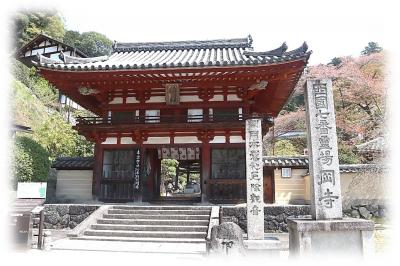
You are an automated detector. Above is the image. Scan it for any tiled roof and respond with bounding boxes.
[52,157,94,170]
[339,164,385,173]
[263,156,385,173]
[35,35,311,71]
[263,156,309,167]
[356,137,385,153]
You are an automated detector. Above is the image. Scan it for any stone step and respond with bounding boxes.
[111,205,211,211]
[103,214,210,220]
[72,235,206,244]
[97,218,209,226]
[91,224,208,232]
[52,238,207,254]
[107,209,211,215]
[84,229,207,239]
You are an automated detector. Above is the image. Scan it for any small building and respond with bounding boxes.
[16,33,87,68]
[263,155,387,209]
[16,33,87,121]
[39,35,311,203]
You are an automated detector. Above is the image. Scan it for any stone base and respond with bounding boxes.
[287,217,374,257]
[244,237,281,256]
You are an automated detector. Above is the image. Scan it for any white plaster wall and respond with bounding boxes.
[180,95,202,102]
[102,137,118,144]
[126,97,139,103]
[174,136,202,144]
[143,137,170,144]
[230,136,245,143]
[287,171,387,209]
[146,96,165,103]
[209,95,224,102]
[209,136,226,144]
[109,97,123,104]
[120,137,136,144]
[341,171,387,209]
[56,170,93,200]
[227,94,241,101]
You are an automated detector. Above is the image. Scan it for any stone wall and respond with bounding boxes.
[222,205,310,233]
[343,203,387,220]
[43,204,100,229]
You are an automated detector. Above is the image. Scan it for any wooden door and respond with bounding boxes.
[263,169,274,203]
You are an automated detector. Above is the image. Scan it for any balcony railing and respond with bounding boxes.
[76,114,273,126]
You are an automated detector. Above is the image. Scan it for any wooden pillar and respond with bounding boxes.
[93,141,103,200]
[201,142,211,202]
[135,145,145,202]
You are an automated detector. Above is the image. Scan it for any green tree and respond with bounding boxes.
[269,140,299,156]
[74,135,94,157]
[13,11,65,49]
[12,136,50,184]
[361,42,382,56]
[64,30,113,57]
[34,114,77,160]
[338,143,360,164]
[328,57,342,67]
[34,113,94,160]
[12,59,58,108]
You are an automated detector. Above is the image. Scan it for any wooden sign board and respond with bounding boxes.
[165,84,180,105]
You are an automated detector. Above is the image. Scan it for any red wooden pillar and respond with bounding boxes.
[201,141,211,202]
[93,140,103,200]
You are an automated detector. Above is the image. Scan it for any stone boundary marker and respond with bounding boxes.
[305,79,342,220]
[245,118,264,240]
[288,79,374,257]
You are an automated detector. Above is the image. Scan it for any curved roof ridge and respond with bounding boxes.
[113,36,252,52]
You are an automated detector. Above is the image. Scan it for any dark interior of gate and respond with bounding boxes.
[36,36,310,204]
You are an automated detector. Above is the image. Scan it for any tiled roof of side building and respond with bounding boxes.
[263,155,386,173]
[52,157,94,170]
[35,35,311,71]
[356,137,385,153]
[263,155,309,167]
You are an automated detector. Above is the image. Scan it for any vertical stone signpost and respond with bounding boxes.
[305,79,342,219]
[287,79,374,257]
[246,118,264,240]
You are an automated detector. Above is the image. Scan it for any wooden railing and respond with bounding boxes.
[76,114,273,126]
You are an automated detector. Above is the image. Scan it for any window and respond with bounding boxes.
[211,148,246,179]
[187,109,203,122]
[145,110,160,123]
[112,111,135,123]
[213,108,239,122]
[281,168,292,178]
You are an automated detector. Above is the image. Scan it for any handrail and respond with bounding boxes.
[76,113,272,126]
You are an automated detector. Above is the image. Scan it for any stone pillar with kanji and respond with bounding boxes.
[287,79,374,257]
[245,118,264,240]
[305,79,342,220]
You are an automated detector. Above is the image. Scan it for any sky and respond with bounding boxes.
[56,0,388,65]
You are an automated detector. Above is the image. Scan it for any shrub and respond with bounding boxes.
[12,136,50,183]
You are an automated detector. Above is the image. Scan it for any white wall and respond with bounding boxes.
[56,170,93,200]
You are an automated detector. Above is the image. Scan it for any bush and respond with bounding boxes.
[269,139,300,156]
[338,143,360,164]
[12,136,50,183]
